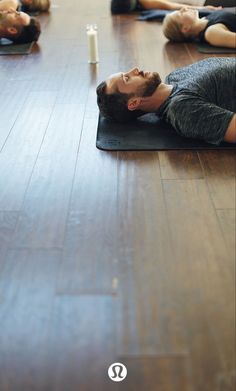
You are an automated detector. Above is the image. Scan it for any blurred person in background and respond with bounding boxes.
[0,0,41,42]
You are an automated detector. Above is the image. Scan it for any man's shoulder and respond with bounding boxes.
[162,89,207,121]
[166,88,201,108]
[165,57,235,84]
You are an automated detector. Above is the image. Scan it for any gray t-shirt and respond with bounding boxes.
[157,57,236,145]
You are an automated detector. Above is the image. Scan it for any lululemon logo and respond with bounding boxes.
[108,362,127,382]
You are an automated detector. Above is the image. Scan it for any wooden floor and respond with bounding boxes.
[0,1,235,390]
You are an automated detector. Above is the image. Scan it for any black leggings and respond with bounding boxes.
[205,0,236,6]
[111,0,236,13]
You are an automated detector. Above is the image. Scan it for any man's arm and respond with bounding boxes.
[139,0,219,10]
[0,0,18,11]
[224,114,236,143]
[205,25,236,48]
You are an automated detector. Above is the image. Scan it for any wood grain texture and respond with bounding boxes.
[0,294,116,391]
[118,355,192,391]
[162,179,235,391]
[159,151,203,179]
[12,103,85,248]
[198,151,236,209]
[0,0,235,390]
[0,91,57,211]
[216,208,236,266]
[0,212,18,248]
[0,81,32,151]
[115,152,187,356]
[0,212,19,280]
[0,249,62,391]
[56,117,119,295]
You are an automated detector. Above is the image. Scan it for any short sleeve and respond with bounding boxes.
[165,92,235,145]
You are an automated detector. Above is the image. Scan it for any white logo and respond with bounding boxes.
[108,362,127,382]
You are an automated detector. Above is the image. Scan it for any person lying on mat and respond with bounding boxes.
[163,8,236,47]
[0,0,17,9]
[19,0,50,13]
[0,0,50,13]
[0,0,41,43]
[96,58,236,145]
[111,0,222,14]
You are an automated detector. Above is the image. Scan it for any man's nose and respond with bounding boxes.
[128,67,140,76]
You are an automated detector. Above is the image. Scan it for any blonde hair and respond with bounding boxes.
[163,13,187,42]
[21,0,50,12]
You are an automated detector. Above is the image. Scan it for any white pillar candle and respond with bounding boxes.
[87,25,99,64]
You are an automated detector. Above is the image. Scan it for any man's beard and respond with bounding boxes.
[0,13,9,27]
[139,72,162,97]
[0,12,5,22]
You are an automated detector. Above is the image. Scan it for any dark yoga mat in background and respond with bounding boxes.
[196,42,236,53]
[0,39,35,55]
[96,114,236,151]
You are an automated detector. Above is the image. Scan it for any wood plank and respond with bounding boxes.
[0,248,62,301]
[13,41,73,81]
[162,179,235,391]
[159,151,203,179]
[0,212,19,279]
[56,137,118,294]
[56,63,92,104]
[0,249,60,391]
[163,41,197,69]
[216,209,235,266]
[118,355,192,391]
[12,103,85,248]
[116,249,188,356]
[0,212,19,249]
[198,151,236,209]
[0,252,116,391]
[0,93,55,211]
[45,296,115,391]
[0,81,31,151]
[214,370,236,391]
[115,152,188,355]
[0,91,57,211]
[57,85,119,294]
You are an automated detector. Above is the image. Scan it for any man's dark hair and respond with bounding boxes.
[96,81,145,122]
[10,17,41,44]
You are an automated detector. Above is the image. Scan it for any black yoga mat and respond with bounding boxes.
[196,42,236,53]
[96,114,235,151]
[0,39,35,55]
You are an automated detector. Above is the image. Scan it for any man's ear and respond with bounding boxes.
[127,97,141,112]
[181,24,190,34]
[6,27,18,36]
